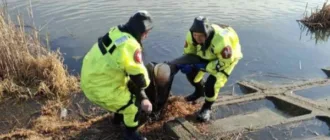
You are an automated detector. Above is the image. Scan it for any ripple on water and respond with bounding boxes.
[4,0,330,94]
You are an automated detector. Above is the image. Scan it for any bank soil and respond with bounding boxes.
[0,96,205,140]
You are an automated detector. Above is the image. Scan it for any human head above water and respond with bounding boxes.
[189,16,212,44]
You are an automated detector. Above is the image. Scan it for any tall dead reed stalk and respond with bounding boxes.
[0,5,79,100]
[298,1,330,29]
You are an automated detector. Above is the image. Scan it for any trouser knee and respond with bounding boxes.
[122,104,141,128]
[186,69,204,87]
[205,75,218,102]
[119,86,142,128]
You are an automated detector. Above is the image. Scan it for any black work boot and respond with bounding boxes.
[111,113,123,125]
[123,126,147,140]
[196,101,213,122]
[184,72,205,102]
[185,86,204,102]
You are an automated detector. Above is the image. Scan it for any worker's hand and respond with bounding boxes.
[141,99,152,113]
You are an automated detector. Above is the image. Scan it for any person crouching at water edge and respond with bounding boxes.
[80,10,154,140]
[166,16,243,122]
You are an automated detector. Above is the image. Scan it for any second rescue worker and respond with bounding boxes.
[178,16,243,122]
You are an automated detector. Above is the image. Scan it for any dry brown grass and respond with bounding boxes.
[0,96,203,140]
[298,1,330,29]
[0,7,80,100]
[141,96,202,134]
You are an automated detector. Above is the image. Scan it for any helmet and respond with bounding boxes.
[189,16,212,37]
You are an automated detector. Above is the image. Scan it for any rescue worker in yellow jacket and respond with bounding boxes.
[80,10,153,140]
[176,16,243,122]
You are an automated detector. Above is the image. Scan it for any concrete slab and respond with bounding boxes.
[321,67,330,78]
[165,79,330,140]
[240,116,330,140]
[235,82,259,95]
[295,86,330,100]
[209,108,286,133]
[294,85,330,109]
[293,136,330,140]
[317,97,330,108]
[240,79,330,93]
[165,118,204,140]
[212,96,311,120]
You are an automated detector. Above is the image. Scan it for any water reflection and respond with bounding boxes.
[5,0,330,95]
[49,36,85,74]
[242,116,330,140]
[299,22,330,44]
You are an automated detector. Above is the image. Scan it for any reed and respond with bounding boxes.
[0,6,79,100]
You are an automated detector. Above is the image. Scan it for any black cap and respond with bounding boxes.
[189,16,212,37]
[127,10,153,34]
[120,10,153,43]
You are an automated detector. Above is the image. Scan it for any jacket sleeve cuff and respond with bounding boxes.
[139,90,148,100]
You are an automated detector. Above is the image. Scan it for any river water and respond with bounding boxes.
[5,0,330,95]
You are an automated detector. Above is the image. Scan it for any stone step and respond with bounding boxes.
[209,108,286,133]
[322,67,330,78]
[292,135,330,140]
[316,97,330,108]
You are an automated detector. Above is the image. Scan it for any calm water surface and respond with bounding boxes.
[6,0,330,95]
